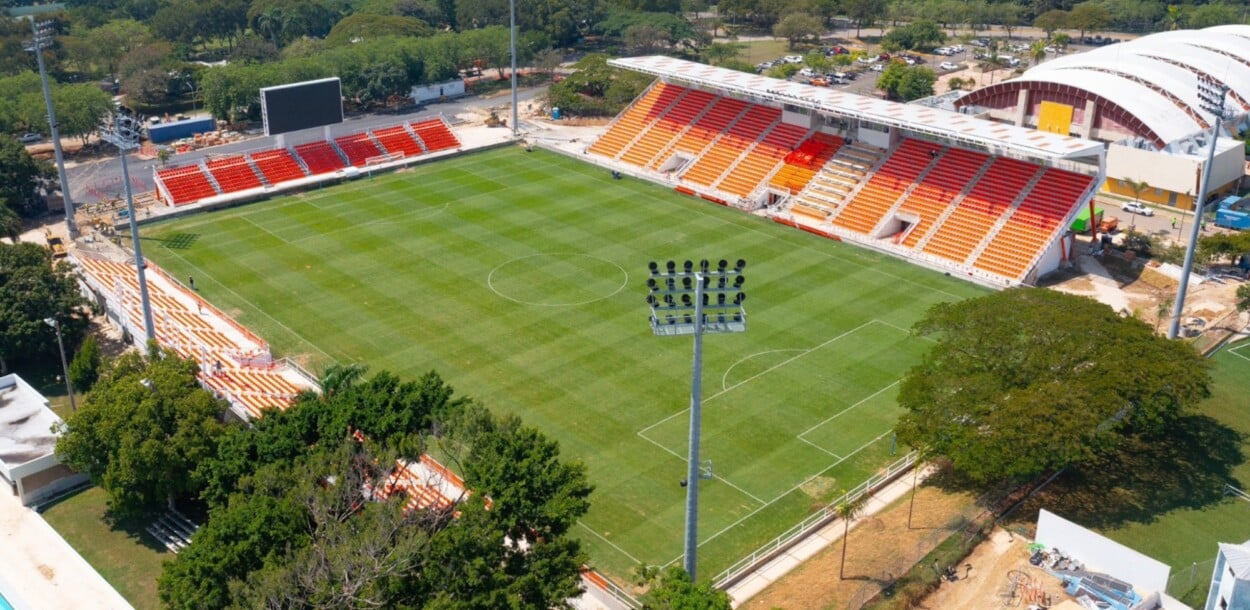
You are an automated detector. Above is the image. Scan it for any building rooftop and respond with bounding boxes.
[0,374,61,475]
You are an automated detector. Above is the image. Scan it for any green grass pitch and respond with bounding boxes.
[140,147,986,579]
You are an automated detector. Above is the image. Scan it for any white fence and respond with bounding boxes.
[712,451,918,588]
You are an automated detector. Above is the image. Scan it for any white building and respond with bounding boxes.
[1206,541,1250,610]
[0,374,87,506]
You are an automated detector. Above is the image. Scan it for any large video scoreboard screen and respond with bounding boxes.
[260,78,343,136]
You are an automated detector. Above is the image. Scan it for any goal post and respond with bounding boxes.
[365,151,405,168]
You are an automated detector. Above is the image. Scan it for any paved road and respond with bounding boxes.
[67,86,545,205]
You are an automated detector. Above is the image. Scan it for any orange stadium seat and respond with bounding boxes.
[294,141,347,175]
[250,149,308,185]
[156,165,218,206]
[205,155,264,194]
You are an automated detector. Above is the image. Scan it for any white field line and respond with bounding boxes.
[161,248,339,362]
[797,436,841,458]
[1227,344,1250,363]
[635,429,768,505]
[637,320,880,437]
[797,380,901,440]
[578,521,642,565]
[720,349,807,391]
[660,428,900,568]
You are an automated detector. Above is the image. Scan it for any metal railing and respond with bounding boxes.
[1226,483,1250,503]
[712,451,918,588]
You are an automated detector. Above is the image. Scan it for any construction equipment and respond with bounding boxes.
[44,229,67,258]
[485,110,507,128]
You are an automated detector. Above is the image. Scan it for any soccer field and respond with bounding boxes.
[141,147,986,579]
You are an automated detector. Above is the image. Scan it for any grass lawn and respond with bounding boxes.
[40,487,168,610]
[139,147,984,579]
[1096,342,1250,605]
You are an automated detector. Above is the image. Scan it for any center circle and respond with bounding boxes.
[487,253,629,307]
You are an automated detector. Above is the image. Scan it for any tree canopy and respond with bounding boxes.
[895,288,1211,483]
[0,241,89,373]
[876,62,936,101]
[55,346,228,516]
[160,368,593,609]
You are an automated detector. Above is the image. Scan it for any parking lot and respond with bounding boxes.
[753,33,1129,98]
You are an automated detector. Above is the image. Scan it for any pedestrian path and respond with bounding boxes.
[725,465,937,606]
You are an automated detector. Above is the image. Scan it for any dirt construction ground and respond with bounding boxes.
[744,485,980,610]
[916,528,1071,609]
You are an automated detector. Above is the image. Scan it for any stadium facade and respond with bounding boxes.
[955,25,1250,210]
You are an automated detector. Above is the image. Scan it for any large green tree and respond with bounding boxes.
[55,347,228,516]
[0,135,53,223]
[644,567,732,609]
[0,242,89,373]
[52,84,114,146]
[895,288,1211,483]
[881,19,946,51]
[1068,2,1110,41]
[162,369,592,609]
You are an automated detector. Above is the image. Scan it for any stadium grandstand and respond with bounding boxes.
[152,117,460,208]
[955,24,1250,210]
[585,56,1104,286]
[73,250,316,421]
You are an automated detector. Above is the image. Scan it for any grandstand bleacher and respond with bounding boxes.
[250,148,308,185]
[584,56,1104,286]
[205,156,264,194]
[155,165,218,206]
[410,118,460,152]
[372,125,423,157]
[74,254,314,420]
[293,140,348,175]
[334,133,384,167]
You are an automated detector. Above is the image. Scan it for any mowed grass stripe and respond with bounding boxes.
[142,147,985,577]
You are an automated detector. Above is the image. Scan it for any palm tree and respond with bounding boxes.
[833,489,869,579]
[1029,40,1047,66]
[1125,178,1150,229]
[320,362,367,397]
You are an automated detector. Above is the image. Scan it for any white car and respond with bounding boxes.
[17,132,42,143]
[783,55,803,64]
[939,61,960,71]
[1122,201,1154,216]
[798,67,815,77]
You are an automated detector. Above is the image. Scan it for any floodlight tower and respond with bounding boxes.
[509,0,518,138]
[100,113,156,343]
[24,19,77,238]
[1168,77,1229,340]
[646,258,748,579]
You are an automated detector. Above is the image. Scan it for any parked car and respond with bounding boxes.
[856,56,877,65]
[939,61,961,71]
[1003,56,1021,67]
[798,67,816,77]
[783,55,803,64]
[1122,201,1155,217]
[870,63,885,72]
[948,44,964,53]
[933,47,952,55]
[17,132,42,143]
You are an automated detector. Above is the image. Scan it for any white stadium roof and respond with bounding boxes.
[1007,25,1250,144]
[610,56,1104,161]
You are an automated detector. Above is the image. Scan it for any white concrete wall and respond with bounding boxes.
[1107,144,1201,196]
[1107,138,1244,197]
[1036,509,1171,594]
[411,80,466,103]
[857,124,891,149]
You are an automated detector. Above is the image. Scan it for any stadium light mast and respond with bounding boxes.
[24,19,77,238]
[100,113,156,343]
[1168,77,1229,340]
[509,0,519,138]
[645,258,748,580]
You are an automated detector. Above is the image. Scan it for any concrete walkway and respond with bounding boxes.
[0,490,133,610]
[725,466,936,606]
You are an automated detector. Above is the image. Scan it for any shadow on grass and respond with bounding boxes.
[1007,414,1245,529]
[40,487,171,555]
[151,232,199,250]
